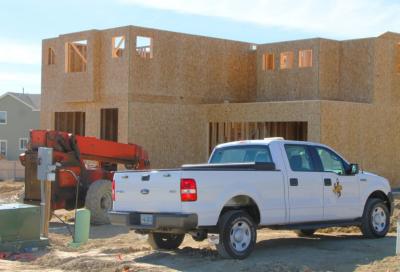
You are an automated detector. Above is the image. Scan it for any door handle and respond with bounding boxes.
[324,178,332,186]
[141,174,150,181]
[289,178,298,186]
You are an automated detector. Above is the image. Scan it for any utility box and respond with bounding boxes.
[37,147,53,181]
[0,203,48,251]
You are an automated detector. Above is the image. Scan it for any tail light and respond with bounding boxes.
[112,178,116,201]
[180,178,197,202]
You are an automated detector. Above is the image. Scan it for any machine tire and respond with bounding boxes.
[147,232,185,250]
[85,180,112,225]
[295,229,316,237]
[360,198,390,238]
[216,210,257,259]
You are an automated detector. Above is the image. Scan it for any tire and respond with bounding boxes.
[147,232,185,250]
[360,198,390,238]
[85,180,112,225]
[216,210,257,259]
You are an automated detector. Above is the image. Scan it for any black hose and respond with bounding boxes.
[52,212,73,237]
[56,169,81,241]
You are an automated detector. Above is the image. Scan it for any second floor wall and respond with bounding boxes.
[256,33,400,104]
[42,27,400,107]
[42,26,257,107]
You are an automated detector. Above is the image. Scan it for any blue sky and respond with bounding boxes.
[0,0,399,95]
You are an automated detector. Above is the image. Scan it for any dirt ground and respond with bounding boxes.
[0,180,399,272]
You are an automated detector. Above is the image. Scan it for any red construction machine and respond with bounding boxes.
[19,130,150,224]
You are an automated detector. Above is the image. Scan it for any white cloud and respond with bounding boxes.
[118,0,400,37]
[0,39,41,65]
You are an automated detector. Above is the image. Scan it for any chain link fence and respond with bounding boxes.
[0,160,25,181]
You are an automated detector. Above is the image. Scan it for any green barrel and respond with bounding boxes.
[69,208,91,247]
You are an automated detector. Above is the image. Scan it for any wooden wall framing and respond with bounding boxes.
[208,121,307,154]
[54,112,86,135]
[100,108,118,141]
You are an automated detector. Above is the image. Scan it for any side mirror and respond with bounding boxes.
[349,163,359,175]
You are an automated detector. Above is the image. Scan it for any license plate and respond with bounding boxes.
[140,214,153,225]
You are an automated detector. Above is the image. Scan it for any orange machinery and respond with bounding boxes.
[19,130,150,224]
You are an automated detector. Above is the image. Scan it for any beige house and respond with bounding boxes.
[41,26,400,187]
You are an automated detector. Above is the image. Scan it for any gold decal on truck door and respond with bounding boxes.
[333,179,343,198]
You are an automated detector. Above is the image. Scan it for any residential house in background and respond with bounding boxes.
[0,92,40,160]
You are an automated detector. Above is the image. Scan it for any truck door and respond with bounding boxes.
[284,144,323,223]
[312,146,360,220]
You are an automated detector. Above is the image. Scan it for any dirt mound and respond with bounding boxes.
[0,180,24,203]
[390,198,400,232]
[355,255,400,272]
[33,252,126,272]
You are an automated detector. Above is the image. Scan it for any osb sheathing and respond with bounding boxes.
[320,101,400,187]
[338,38,374,103]
[373,33,400,106]
[128,102,207,168]
[41,26,400,186]
[257,38,376,103]
[42,26,256,158]
[126,26,256,104]
[256,39,320,101]
[41,27,132,143]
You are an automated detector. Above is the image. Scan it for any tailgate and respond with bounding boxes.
[113,170,182,212]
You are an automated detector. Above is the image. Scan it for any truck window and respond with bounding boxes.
[210,145,273,164]
[284,145,315,172]
[315,147,345,175]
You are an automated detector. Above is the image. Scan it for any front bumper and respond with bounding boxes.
[388,192,395,216]
[108,211,198,233]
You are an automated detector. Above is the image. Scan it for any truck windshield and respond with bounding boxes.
[209,145,273,164]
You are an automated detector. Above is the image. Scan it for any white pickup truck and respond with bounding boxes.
[109,138,394,259]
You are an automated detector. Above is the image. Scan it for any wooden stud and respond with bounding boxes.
[70,43,87,64]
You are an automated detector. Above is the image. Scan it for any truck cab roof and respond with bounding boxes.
[214,138,322,149]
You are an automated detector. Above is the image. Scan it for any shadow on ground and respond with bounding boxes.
[49,222,130,239]
[134,233,397,272]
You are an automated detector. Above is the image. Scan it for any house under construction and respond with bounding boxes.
[41,26,400,187]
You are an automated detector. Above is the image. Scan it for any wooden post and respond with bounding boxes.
[43,180,52,237]
[37,147,54,238]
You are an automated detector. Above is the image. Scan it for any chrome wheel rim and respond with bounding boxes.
[371,206,386,232]
[229,220,251,253]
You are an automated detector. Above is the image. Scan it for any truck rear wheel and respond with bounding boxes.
[85,180,112,225]
[360,198,390,238]
[147,232,185,250]
[216,210,257,259]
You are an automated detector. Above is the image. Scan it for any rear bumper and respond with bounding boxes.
[108,211,198,233]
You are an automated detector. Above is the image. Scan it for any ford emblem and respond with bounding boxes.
[140,189,149,195]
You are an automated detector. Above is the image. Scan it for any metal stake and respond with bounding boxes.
[396,219,400,255]
[40,179,45,237]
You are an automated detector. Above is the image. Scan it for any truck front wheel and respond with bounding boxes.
[147,232,185,250]
[216,210,257,259]
[360,198,390,238]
